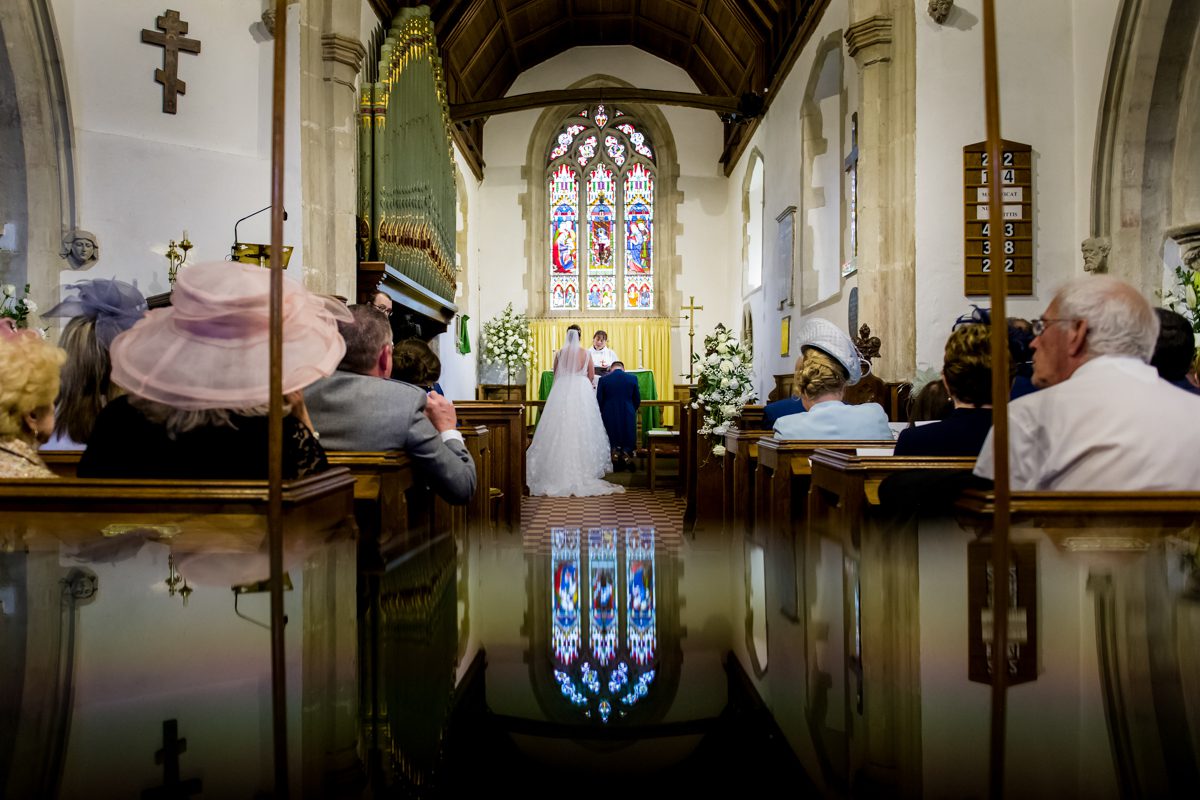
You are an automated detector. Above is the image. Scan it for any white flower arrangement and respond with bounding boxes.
[691,323,757,456]
[1163,265,1200,334]
[0,282,39,330]
[481,302,535,385]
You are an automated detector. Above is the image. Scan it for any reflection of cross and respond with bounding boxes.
[681,295,704,382]
[141,10,201,115]
[142,719,202,800]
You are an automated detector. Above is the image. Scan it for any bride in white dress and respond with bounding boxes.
[527,328,625,497]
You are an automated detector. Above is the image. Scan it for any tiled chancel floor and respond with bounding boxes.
[520,487,686,552]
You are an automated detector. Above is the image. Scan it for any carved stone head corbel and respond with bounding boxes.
[928,0,955,25]
[1080,236,1111,273]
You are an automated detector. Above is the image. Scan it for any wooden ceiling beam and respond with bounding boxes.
[699,16,748,72]
[513,17,570,48]
[494,0,523,71]
[458,20,507,80]
[449,87,745,122]
[691,44,733,94]
[634,17,692,48]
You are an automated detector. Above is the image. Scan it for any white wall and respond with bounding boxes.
[727,3,857,401]
[474,46,731,379]
[48,0,306,300]
[913,0,1122,370]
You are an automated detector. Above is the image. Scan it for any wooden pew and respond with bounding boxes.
[459,426,491,530]
[722,428,773,535]
[453,402,525,530]
[0,470,359,797]
[753,439,896,547]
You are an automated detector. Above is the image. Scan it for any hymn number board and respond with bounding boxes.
[963,140,1033,296]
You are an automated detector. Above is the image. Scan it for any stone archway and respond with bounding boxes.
[0,0,76,314]
[1091,0,1200,293]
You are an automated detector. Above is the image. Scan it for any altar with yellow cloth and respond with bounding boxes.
[527,317,674,427]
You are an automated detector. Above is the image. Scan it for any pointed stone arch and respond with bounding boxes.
[1091,0,1200,293]
[0,0,76,309]
[521,73,683,319]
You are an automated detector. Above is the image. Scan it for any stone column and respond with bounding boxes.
[845,0,916,381]
[299,0,365,296]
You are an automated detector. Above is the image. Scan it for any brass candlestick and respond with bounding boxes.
[166,231,193,285]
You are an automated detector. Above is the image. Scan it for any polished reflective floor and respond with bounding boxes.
[4,482,1199,798]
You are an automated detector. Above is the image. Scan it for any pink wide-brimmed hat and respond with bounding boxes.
[110,261,352,410]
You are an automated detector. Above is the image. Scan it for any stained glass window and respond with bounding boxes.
[586,165,616,310]
[549,164,579,311]
[546,107,655,313]
[623,164,653,310]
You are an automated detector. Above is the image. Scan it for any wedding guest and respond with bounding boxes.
[0,331,66,478]
[763,391,806,427]
[392,338,445,395]
[773,318,892,440]
[305,305,476,504]
[895,323,993,456]
[975,275,1200,490]
[1150,307,1200,396]
[41,278,148,448]
[78,262,346,479]
[905,379,954,424]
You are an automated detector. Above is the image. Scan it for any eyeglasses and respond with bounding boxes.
[373,303,392,318]
[1031,317,1078,336]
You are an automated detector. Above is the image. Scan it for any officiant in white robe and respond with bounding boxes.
[589,330,619,378]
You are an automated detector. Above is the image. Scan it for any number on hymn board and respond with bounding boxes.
[980,258,1016,274]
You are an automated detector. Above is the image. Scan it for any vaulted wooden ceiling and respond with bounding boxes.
[370,0,830,177]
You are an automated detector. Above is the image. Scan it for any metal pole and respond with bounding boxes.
[980,2,1012,797]
[267,0,289,795]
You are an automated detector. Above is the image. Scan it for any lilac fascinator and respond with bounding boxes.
[42,278,149,348]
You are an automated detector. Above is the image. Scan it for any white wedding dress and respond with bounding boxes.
[526,331,625,497]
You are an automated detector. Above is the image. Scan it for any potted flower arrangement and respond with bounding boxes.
[480,302,534,401]
[0,283,39,331]
[691,323,757,456]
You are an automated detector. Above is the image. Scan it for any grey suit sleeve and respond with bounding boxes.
[404,401,477,505]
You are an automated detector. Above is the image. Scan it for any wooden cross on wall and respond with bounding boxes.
[141,10,201,114]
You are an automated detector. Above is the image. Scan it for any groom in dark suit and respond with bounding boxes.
[596,361,640,470]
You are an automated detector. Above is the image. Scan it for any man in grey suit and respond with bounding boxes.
[305,305,476,504]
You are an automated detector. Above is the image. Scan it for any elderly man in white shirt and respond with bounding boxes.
[975,275,1200,490]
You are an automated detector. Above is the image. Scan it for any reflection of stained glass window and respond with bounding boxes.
[551,528,581,664]
[626,527,656,664]
[550,527,659,724]
[547,109,655,313]
[549,165,579,311]
[588,529,617,664]
[623,164,654,310]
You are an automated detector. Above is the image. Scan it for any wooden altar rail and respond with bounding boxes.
[0,469,360,796]
[453,402,524,530]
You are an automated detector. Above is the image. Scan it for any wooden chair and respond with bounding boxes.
[646,428,681,491]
